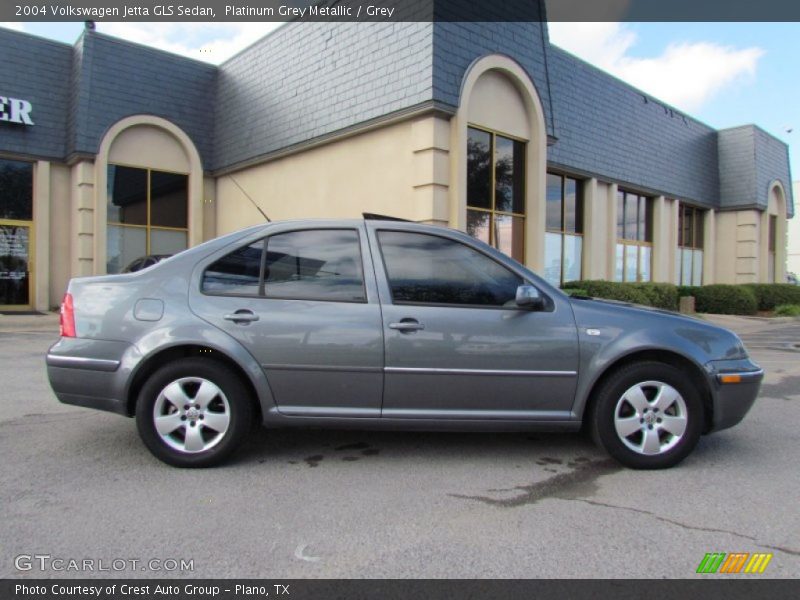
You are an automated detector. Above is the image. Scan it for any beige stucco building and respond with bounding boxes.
[0,16,794,312]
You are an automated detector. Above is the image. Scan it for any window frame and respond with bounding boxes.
[615,189,653,283]
[201,227,369,304]
[106,163,189,267]
[545,171,584,287]
[375,229,542,311]
[466,124,527,262]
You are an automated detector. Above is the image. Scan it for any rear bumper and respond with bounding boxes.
[706,359,764,432]
[46,338,137,417]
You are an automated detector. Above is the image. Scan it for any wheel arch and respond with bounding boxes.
[579,349,714,433]
[125,344,262,425]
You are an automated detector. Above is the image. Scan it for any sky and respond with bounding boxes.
[1,20,798,182]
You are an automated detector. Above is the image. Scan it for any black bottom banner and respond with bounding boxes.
[3,579,799,600]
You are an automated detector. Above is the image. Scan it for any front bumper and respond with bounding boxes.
[706,358,764,432]
[46,338,136,416]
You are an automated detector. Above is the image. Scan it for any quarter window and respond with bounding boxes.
[106,165,188,274]
[202,240,264,296]
[378,231,523,307]
[544,173,583,287]
[466,126,525,262]
[202,229,366,302]
[615,190,653,282]
[676,204,704,286]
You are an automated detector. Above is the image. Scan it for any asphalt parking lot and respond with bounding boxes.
[1,313,798,579]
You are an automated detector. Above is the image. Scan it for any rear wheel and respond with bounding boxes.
[589,361,704,469]
[136,358,253,467]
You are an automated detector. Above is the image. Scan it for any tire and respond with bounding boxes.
[588,361,704,469]
[135,358,253,468]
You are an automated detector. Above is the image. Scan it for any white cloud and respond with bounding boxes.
[0,22,25,32]
[95,22,280,64]
[548,22,764,112]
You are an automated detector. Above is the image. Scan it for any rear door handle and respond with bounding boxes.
[389,319,424,332]
[224,310,259,324]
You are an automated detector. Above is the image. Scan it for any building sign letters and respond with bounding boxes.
[0,96,34,125]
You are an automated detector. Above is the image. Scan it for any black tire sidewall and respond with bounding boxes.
[135,358,253,468]
[592,361,704,469]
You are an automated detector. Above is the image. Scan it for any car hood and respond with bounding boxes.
[569,295,701,321]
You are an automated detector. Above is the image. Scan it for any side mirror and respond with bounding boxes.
[515,285,545,310]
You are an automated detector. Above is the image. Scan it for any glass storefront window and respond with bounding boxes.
[466,126,525,262]
[107,165,188,273]
[615,189,652,282]
[768,215,777,283]
[544,172,583,287]
[0,160,33,221]
[0,159,34,307]
[677,204,705,286]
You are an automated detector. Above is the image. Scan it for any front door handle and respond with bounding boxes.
[224,309,259,324]
[389,319,424,333]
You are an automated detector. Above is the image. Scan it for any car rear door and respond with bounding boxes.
[190,223,384,417]
[367,224,579,421]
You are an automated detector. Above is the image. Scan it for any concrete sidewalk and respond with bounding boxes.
[701,313,800,335]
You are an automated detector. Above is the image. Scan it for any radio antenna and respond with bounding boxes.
[227,174,271,222]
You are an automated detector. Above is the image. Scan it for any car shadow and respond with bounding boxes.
[234,428,603,469]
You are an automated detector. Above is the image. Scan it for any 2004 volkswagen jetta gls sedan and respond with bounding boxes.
[46,216,763,469]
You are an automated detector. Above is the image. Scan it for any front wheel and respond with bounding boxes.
[589,361,704,469]
[136,358,253,467]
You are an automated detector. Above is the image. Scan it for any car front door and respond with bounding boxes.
[368,225,579,421]
[190,225,384,417]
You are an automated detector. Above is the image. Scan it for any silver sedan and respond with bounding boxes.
[46,216,763,468]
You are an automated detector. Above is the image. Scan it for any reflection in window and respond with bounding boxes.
[264,230,365,301]
[0,159,33,221]
[466,127,525,262]
[0,225,30,306]
[106,165,188,273]
[378,231,523,307]
[544,173,583,287]
[202,241,264,295]
[676,204,704,286]
[615,189,652,282]
[0,160,34,306]
[202,230,366,302]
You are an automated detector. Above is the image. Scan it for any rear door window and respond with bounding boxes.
[202,229,366,302]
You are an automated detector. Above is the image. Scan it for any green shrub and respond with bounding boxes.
[744,284,800,311]
[630,282,680,311]
[692,284,758,315]
[678,286,700,298]
[563,280,678,310]
[774,304,800,317]
[562,288,589,298]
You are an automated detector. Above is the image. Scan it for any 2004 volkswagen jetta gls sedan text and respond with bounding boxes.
[46,216,763,469]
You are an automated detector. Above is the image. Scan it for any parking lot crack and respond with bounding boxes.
[568,498,800,557]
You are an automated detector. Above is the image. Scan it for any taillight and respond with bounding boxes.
[60,293,76,338]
